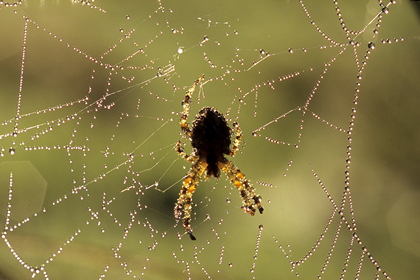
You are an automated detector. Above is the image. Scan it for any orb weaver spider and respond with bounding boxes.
[174,75,263,240]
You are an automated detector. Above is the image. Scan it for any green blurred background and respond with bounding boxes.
[0,1,419,279]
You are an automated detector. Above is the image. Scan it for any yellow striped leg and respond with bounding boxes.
[220,159,263,215]
[174,160,207,240]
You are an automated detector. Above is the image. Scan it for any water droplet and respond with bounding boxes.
[368,42,375,49]
[288,48,294,54]
[382,7,389,14]
[9,148,15,155]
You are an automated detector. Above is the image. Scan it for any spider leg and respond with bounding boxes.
[230,121,243,156]
[180,75,205,138]
[219,159,264,215]
[175,140,198,162]
[174,160,207,240]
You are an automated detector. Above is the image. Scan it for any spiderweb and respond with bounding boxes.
[0,0,419,279]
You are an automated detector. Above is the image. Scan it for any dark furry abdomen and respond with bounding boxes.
[191,107,231,178]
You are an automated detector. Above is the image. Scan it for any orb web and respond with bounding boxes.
[0,0,418,279]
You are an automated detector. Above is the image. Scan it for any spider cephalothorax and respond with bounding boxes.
[174,76,263,240]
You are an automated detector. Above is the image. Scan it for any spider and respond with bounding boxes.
[174,75,263,240]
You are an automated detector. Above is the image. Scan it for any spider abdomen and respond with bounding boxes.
[191,107,231,178]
